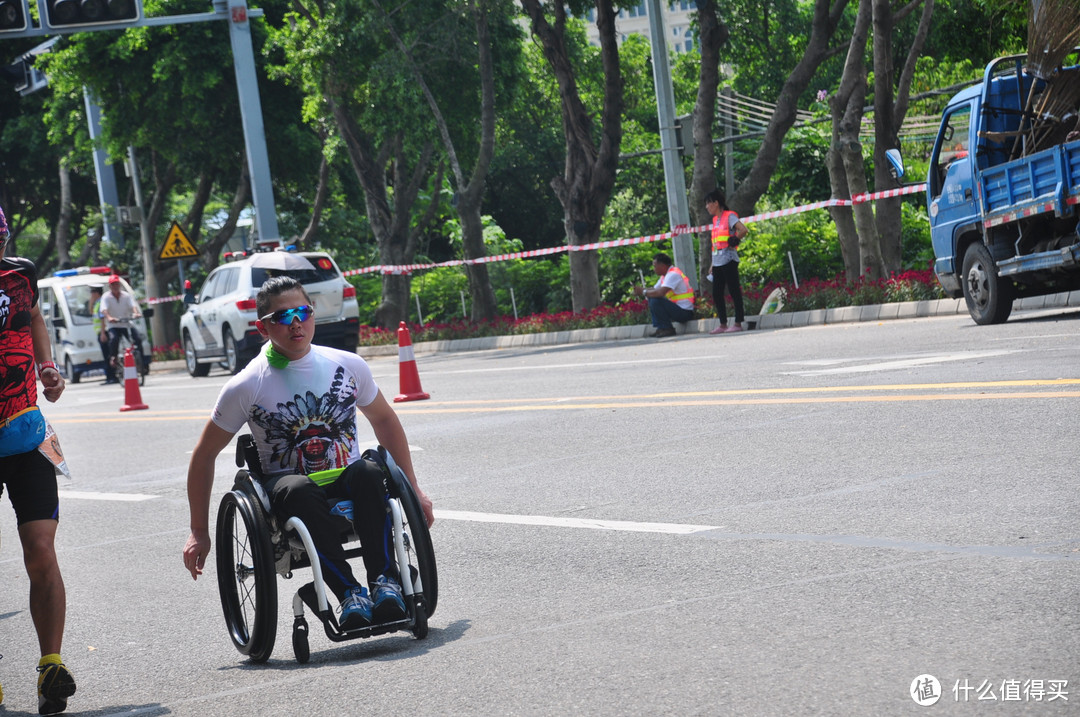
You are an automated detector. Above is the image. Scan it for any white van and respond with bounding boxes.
[38,267,153,383]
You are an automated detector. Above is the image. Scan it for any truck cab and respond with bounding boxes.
[924,52,1080,324]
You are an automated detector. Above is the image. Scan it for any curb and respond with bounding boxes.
[152,290,1080,368]
[365,289,1080,357]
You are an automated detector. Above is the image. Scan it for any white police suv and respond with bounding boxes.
[180,250,360,376]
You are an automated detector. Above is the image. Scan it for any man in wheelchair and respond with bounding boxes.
[182,276,434,632]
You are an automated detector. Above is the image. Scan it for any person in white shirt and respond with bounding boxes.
[182,276,433,631]
[633,252,695,338]
[99,275,143,369]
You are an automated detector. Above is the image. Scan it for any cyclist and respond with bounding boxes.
[100,274,142,374]
[183,276,434,631]
[0,205,76,715]
[88,286,115,384]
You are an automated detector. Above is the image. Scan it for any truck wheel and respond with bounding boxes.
[65,356,81,384]
[962,243,1013,325]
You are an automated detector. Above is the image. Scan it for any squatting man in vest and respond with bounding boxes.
[634,252,695,338]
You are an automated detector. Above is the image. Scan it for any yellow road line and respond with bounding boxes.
[45,384,1080,422]
[393,391,1080,413]
[393,378,1080,406]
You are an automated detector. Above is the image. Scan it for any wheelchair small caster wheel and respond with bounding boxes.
[292,617,310,664]
[411,597,428,639]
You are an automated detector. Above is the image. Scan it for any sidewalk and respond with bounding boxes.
[152,291,1080,370]
[360,290,1080,357]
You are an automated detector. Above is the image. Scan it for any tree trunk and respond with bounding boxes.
[135,150,178,348]
[55,162,74,269]
[872,0,934,273]
[329,94,437,328]
[73,217,102,267]
[520,0,624,312]
[729,0,850,217]
[840,135,883,277]
[297,152,330,251]
[827,0,871,279]
[827,143,860,279]
[688,0,728,287]
[184,172,215,250]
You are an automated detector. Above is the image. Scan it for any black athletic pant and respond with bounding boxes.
[711,261,745,325]
[263,458,397,602]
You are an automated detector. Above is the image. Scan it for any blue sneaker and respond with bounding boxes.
[371,574,407,623]
[339,586,373,631]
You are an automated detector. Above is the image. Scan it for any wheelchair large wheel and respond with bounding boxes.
[216,490,278,662]
[388,469,438,619]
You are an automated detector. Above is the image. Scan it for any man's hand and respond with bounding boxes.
[40,368,65,402]
[183,531,211,580]
[414,486,435,528]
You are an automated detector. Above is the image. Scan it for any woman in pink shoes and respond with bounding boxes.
[704,190,748,334]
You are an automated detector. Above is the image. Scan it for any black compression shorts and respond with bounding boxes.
[0,448,60,525]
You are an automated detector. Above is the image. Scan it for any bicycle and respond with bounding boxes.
[110,325,148,386]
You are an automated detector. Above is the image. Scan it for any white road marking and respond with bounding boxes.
[414,355,722,376]
[784,350,1016,375]
[59,490,159,502]
[436,509,717,534]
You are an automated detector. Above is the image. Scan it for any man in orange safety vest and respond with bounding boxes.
[633,252,694,338]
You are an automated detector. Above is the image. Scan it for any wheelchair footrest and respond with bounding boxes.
[297,581,413,643]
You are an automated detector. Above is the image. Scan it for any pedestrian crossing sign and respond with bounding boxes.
[159,222,198,260]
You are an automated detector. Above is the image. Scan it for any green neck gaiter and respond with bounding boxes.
[266,344,290,369]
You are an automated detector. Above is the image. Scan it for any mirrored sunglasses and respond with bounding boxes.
[260,304,314,325]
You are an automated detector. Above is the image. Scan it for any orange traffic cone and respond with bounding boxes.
[394,322,430,402]
[119,347,148,412]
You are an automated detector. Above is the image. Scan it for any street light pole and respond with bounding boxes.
[646,0,695,287]
[221,0,279,244]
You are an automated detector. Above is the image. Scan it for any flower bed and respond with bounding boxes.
[357,270,946,347]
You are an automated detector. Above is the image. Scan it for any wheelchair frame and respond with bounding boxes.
[214,435,437,663]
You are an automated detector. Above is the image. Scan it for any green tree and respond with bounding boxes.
[35,0,323,342]
[268,0,449,329]
[518,0,625,313]
[370,0,525,323]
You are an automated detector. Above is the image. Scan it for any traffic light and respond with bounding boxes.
[0,0,28,32]
[673,113,694,158]
[43,0,140,29]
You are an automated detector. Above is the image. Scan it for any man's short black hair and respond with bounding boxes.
[653,252,672,266]
[256,276,311,319]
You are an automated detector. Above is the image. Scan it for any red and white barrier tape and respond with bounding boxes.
[152,183,929,298]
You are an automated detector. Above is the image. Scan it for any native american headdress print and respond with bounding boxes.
[251,366,358,474]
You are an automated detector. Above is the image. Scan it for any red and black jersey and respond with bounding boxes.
[0,257,40,421]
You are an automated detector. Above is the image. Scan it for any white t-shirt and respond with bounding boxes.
[211,344,380,478]
[100,291,139,327]
[654,268,694,310]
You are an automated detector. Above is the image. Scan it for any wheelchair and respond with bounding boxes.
[214,435,437,663]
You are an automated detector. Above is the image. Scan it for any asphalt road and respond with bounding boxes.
[2,307,1078,716]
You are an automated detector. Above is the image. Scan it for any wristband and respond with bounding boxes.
[38,361,60,374]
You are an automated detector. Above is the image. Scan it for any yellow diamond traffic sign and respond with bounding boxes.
[159,221,198,260]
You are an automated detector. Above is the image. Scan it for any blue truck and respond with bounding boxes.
[891,52,1080,324]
